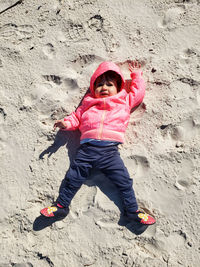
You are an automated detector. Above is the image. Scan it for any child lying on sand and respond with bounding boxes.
[40,61,156,225]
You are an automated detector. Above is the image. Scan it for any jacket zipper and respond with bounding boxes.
[98,98,106,139]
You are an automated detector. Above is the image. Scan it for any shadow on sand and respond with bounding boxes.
[33,213,148,235]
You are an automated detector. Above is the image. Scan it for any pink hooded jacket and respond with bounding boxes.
[63,61,145,143]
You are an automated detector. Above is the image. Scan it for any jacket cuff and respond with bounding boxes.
[61,120,72,130]
[64,121,71,128]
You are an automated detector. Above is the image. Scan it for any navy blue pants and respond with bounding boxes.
[57,144,138,213]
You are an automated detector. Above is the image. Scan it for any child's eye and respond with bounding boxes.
[107,82,113,86]
[97,83,103,87]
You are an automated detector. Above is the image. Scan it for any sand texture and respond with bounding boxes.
[0,0,200,266]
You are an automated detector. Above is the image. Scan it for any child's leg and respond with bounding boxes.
[99,146,138,214]
[41,145,93,218]
[57,145,94,207]
[99,146,155,225]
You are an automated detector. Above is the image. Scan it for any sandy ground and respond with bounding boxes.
[0,0,200,266]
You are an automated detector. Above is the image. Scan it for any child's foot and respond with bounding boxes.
[40,203,69,219]
[126,210,156,225]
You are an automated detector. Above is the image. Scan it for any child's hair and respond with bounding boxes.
[94,71,122,92]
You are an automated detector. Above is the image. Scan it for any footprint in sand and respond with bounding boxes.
[159,116,200,150]
[125,154,150,178]
[170,118,200,141]
[87,14,119,52]
[56,31,67,43]
[30,69,80,122]
[174,158,194,190]
[64,20,88,43]
[181,47,198,58]
[158,6,185,29]
[179,47,200,71]
[60,13,119,52]
[88,15,104,32]
[43,75,62,85]
[42,73,79,92]
[102,30,120,53]
[71,54,97,68]
[154,230,187,252]
[0,23,34,42]
[42,43,56,59]
[38,10,50,22]
[70,185,97,216]
[64,78,79,91]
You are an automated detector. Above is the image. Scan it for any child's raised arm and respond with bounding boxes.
[127,61,146,109]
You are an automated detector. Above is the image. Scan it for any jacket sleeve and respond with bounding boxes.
[62,105,83,131]
[127,70,145,109]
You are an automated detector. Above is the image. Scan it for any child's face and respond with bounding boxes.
[94,75,118,98]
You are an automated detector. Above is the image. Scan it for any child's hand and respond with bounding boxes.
[53,120,67,131]
[128,61,141,73]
